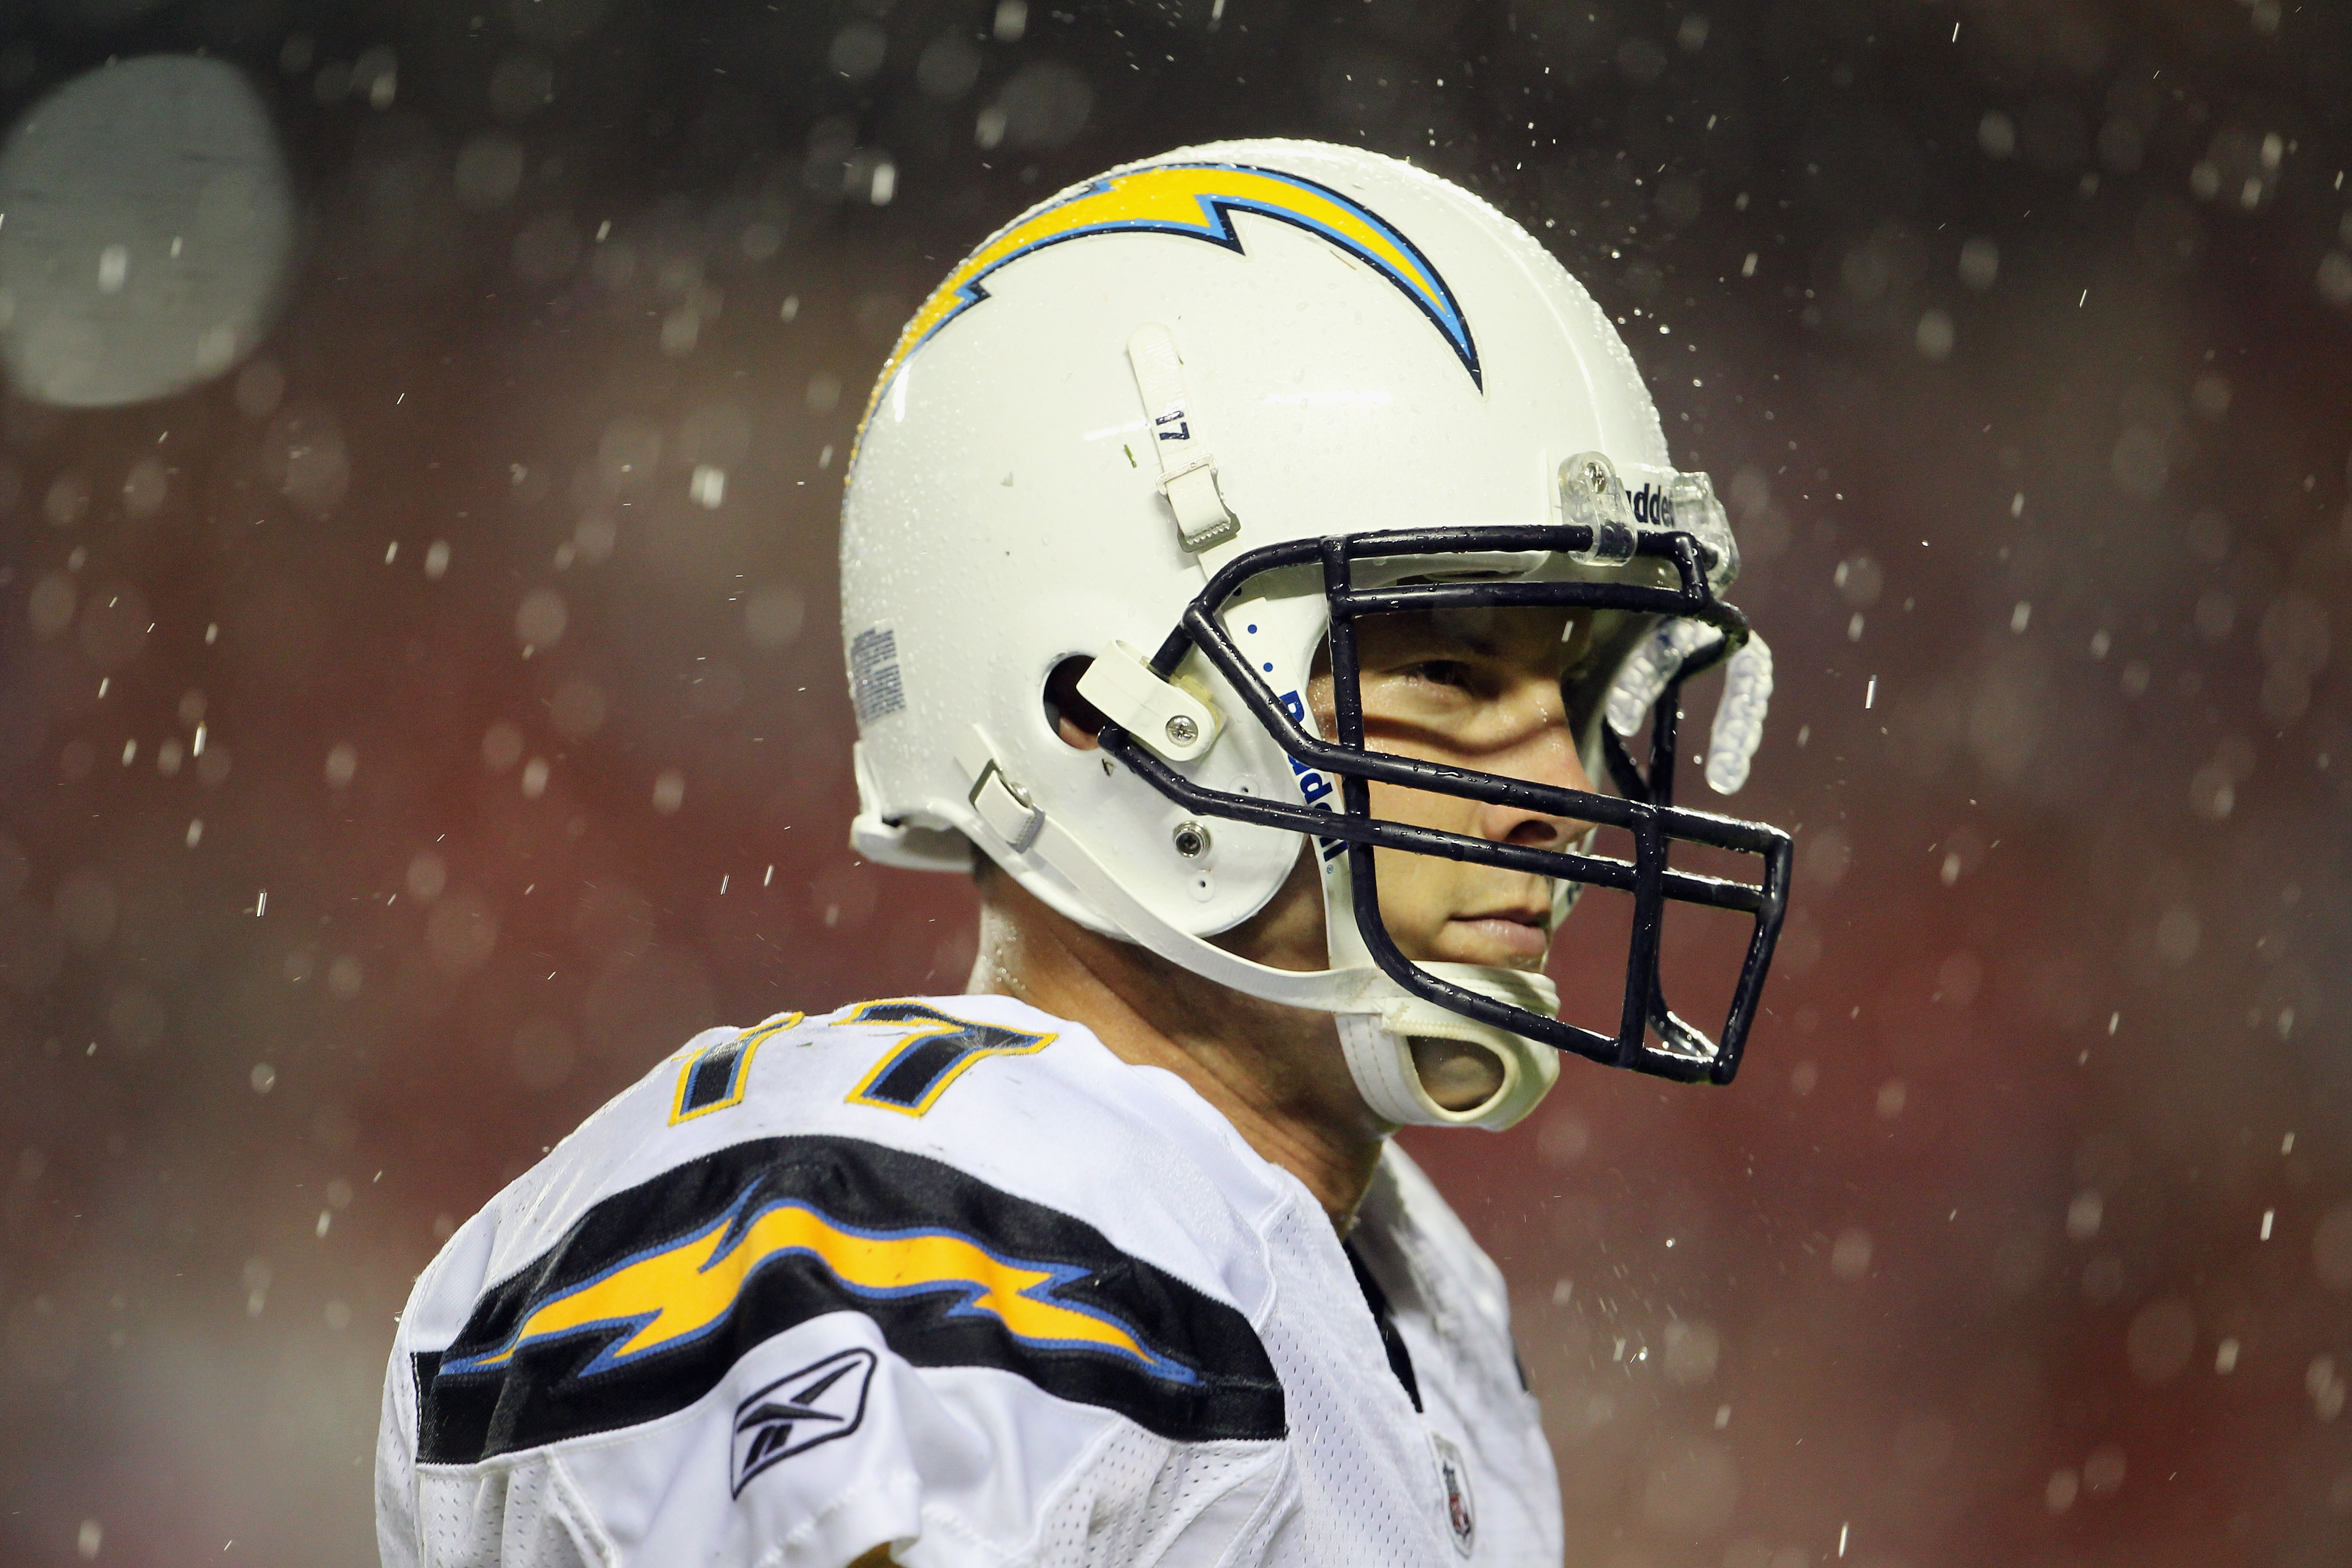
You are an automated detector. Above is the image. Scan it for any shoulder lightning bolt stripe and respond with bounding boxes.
[440,1184,1198,1385]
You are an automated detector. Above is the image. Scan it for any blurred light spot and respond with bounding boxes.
[1958,235,1999,291]
[1914,308,1954,360]
[27,572,74,638]
[745,586,807,650]
[122,454,167,517]
[2046,1469,2079,1513]
[1789,1060,1818,1096]
[689,465,726,508]
[453,133,525,209]
[1797,827,1850,890]
[354,46,397,109]
[2311,1357,2347,1421]
[575,512,617,565]
[426,891,499,975]
[0,58,293,407]
[1537,1111,1590,1165]
[515,587,567,647]
[983,62,1093,151]
[2066,1189,2104,1241]
[2320,253,2352,309]
[2082,1444,2127,1496]
[76,1520,99,1560]
[521,757,550,799]
[327,954,363,998]
[1874,1079,1907,1118]
[250,1062,275,1093]
[1616,36,1668,84]
[2315,1202,2352,1290]
[324,742,357,787]
[2126,1298,2196,1384]
[406,852,447,904]
[44,472,89,527]
[1677,13,1710,51]
[2215,1337,2241,1373]
[1662,1321,1720,1386]
[1978,110,2016,159]
[482,722,524,773]
[828,22,887,81]
[652,768,686,815]
[1830,1228,1872,1281]
[2154,905,2200,965]
[993,0,1028,42]
[917,32,981,100]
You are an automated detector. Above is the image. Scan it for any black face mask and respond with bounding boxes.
[1095,521,1791,1086]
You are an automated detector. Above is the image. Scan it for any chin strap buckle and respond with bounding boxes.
[1127,324,1241,556]
[954,727,1045,856]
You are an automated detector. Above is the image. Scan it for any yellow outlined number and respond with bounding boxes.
[669,1013,804,1125]
[838,1001,1054,1116]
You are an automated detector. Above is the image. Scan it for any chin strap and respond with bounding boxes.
[958,723,1561,1131]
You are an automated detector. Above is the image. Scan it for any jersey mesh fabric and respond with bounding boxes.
[1249,1198,1453,1565]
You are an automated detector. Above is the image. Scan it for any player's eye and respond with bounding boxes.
[1401,659,1477,691]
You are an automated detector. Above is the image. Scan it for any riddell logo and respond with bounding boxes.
[1629,484,1677,528]
[730,1347,878,1495]
[1275,690,1347,863]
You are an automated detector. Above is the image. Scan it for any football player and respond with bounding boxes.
[378,140,1788,1568]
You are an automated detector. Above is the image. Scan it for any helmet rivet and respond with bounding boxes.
[1164,713,1200,747]
[1171,821,1211,859]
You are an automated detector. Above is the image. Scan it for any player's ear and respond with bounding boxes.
[1044,656,1106,750]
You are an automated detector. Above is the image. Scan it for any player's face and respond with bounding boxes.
[1307,604,1600,973]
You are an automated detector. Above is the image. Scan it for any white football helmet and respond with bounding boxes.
[840,139,1789,1131]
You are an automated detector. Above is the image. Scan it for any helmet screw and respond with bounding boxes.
[1171,821,1211,859]
[1164,713,1200,747]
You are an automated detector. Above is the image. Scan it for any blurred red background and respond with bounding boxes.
[1,2,2348,1566]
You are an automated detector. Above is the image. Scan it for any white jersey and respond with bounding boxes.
[376,995,1561,1568]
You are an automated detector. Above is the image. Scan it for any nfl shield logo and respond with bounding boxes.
[1431,1431,1476,1556]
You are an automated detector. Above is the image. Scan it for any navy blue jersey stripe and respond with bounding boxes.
[416,1135,1285,1462]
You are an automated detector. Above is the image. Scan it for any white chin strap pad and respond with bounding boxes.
[995,773,1562,1132]
[1335,966,1563,1129]
[1315,837,1563,1132]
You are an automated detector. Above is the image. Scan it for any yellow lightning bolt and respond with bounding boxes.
[448,1197,1187,1382]
[855,160,1476,443]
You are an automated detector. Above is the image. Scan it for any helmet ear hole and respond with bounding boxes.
[1043,656,1107,750]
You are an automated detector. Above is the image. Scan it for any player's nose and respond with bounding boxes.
[1470,685,1596,850]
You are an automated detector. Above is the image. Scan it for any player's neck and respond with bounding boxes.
[966,876,1387,1234]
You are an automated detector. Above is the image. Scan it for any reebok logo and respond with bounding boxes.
[730,1347,878,1495]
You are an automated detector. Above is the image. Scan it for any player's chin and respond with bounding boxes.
[1434,916,1552,970]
